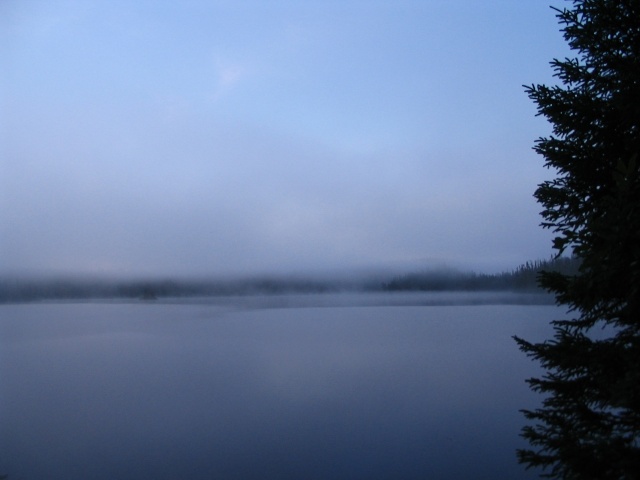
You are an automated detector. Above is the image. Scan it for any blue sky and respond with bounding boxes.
[1,0,570,277]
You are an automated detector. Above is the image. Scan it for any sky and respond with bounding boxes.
[1,0,571,278]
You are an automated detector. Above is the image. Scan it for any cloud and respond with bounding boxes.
[209,58,246,102]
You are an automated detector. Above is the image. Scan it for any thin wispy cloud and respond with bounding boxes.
[209,58,246,102]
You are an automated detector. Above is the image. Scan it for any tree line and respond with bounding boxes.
[0,256,579,302]
[382,256,579,292]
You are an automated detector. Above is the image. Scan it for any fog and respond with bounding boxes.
[1,1,569,278]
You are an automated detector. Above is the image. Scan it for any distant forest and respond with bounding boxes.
[0,256,580,303]
[382,256,580,292]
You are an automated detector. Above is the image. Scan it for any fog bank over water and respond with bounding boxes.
[1,1,568,279]
[1,257,578,303]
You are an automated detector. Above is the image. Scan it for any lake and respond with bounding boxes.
[0,292,560,479]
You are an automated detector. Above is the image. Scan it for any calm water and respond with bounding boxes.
[0,292,559,479]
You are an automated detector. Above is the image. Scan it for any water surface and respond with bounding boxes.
[0,292,559,479]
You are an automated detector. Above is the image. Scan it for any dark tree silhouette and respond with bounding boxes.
[514,1,640,478]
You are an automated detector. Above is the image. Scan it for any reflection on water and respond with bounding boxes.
[0,293,558,479]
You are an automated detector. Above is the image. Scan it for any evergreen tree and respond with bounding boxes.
[514,1,640,478]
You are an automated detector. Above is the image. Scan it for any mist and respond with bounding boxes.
[0,1,568,279]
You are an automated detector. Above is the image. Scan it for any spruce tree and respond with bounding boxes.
[514,0,640,478]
